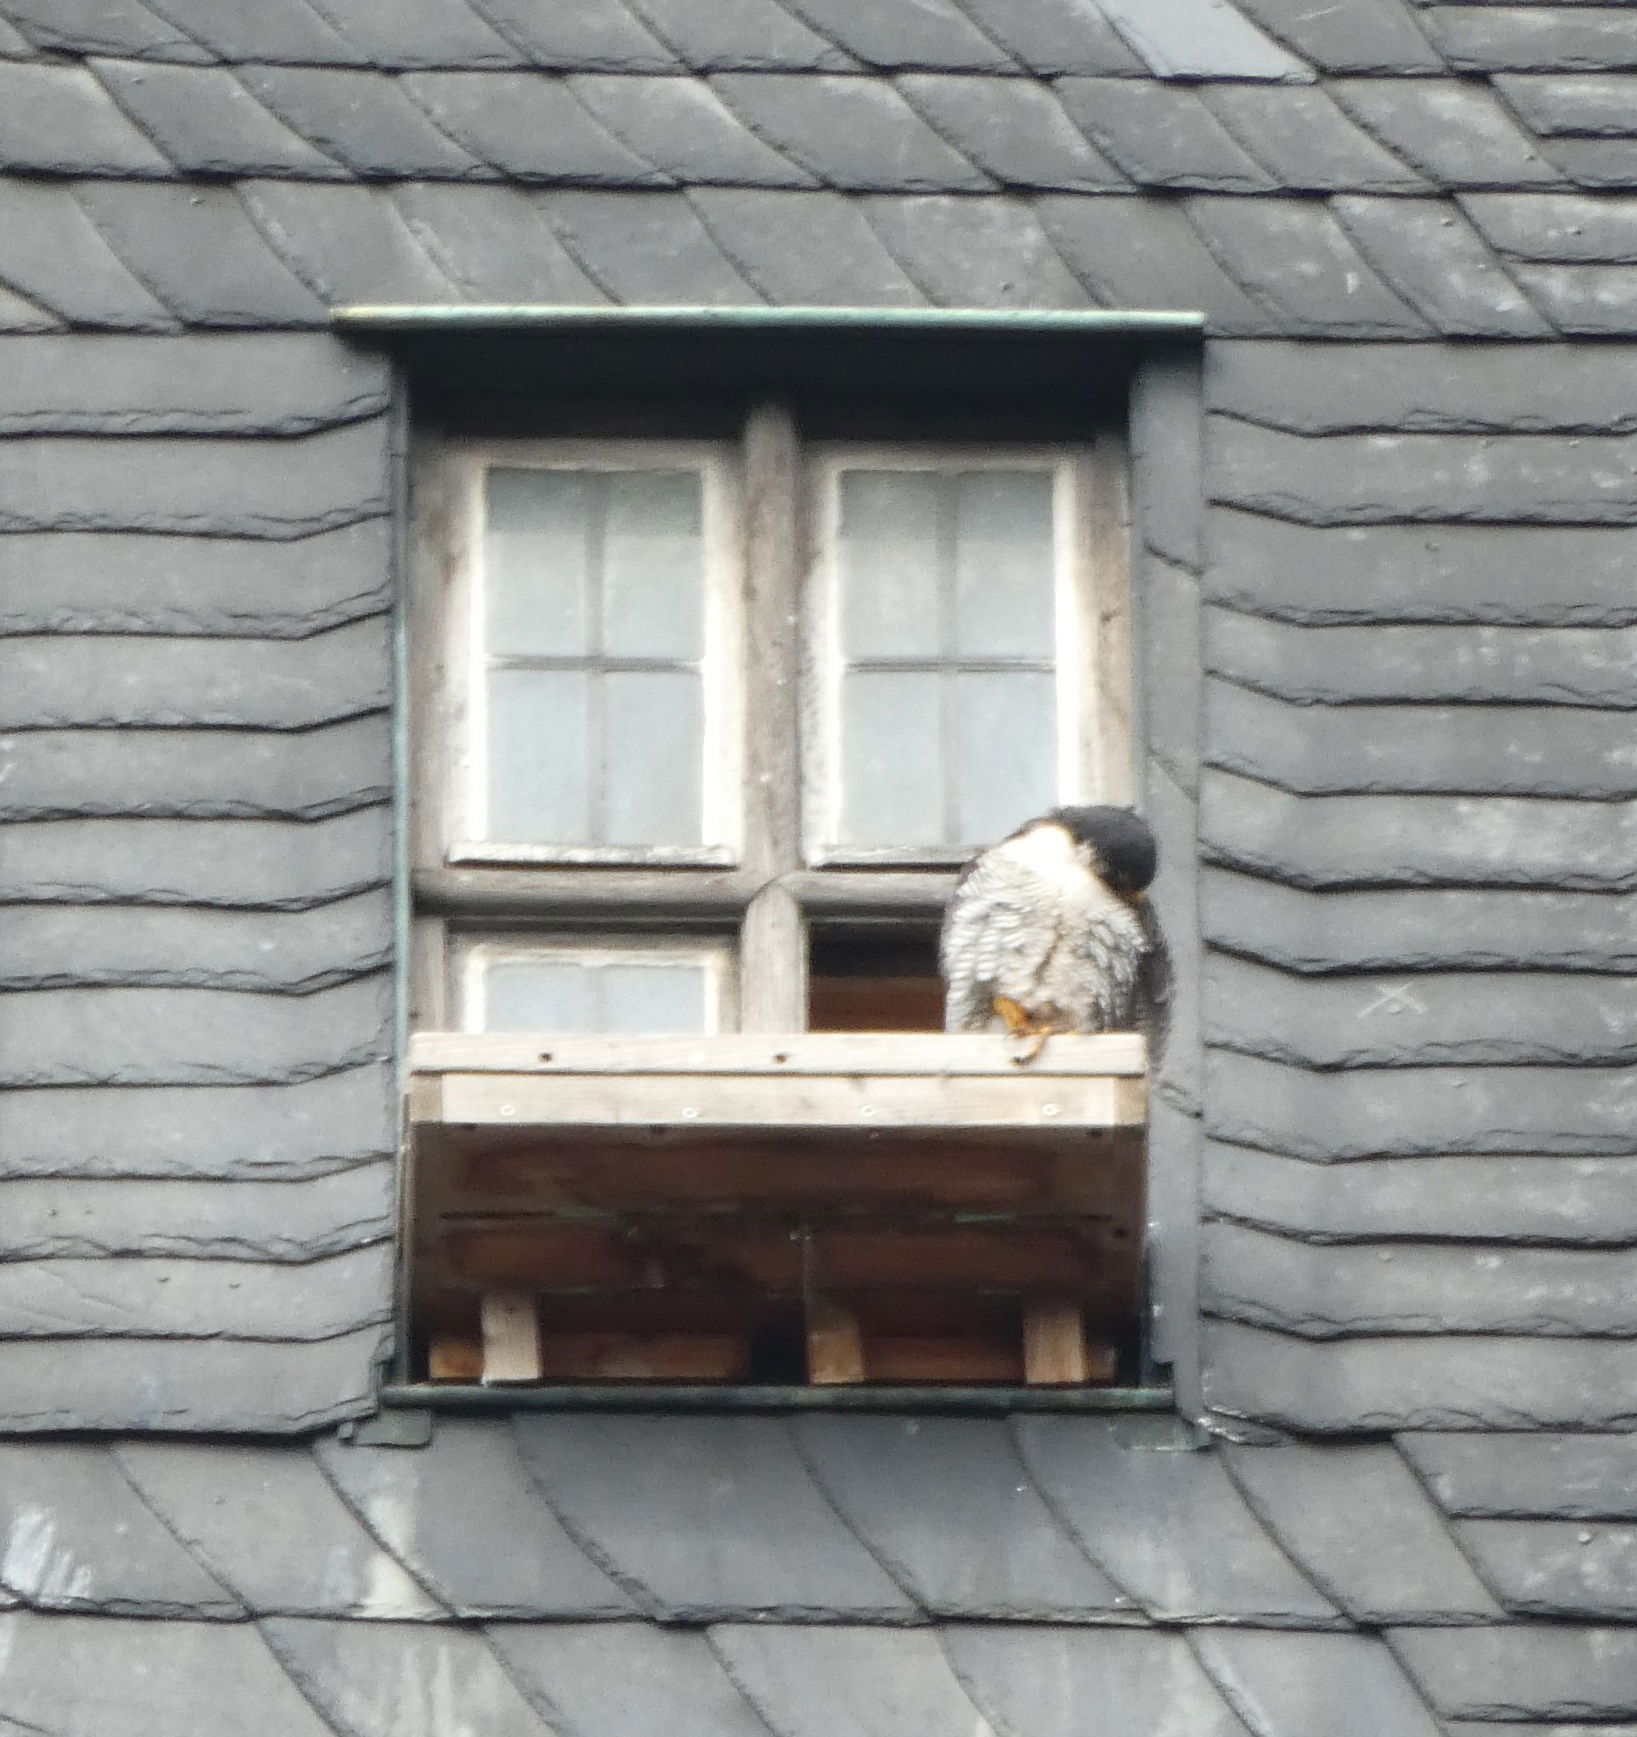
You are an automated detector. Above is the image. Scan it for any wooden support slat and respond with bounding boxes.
[479,1289,543,1385]
[427,1330,483,1382]
[807,1299,866,1386]
[1023,1299,1089,1386]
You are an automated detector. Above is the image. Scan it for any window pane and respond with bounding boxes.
[839,669,943,847]
[601,963,708,1033]
[951,670,1056,844]
[837,471,942,658]
[481,959,593,1031]
[601,471,705,658]
[486,668,588,842]
[953,471,1056,658]
[484,470,590,657]
[602,669,703,846]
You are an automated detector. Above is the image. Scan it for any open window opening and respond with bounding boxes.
[401,339,1159,1401]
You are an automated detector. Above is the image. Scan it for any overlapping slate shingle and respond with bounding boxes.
[1331,78,1564,187]
[0,0,213,62]
[140,0,368,64]
[575,75,817,186]
[538,189,762,301]
[859,196,1092,307]
[623,0,855,73]
[1497,73,1637,140]
[894,75,1128,190]
[1192,1629,1444,1737]
[1404,1433,1637,1520]
[1391,1625,1637,1722]
[1466,193,1637,267]
[300,0,525,69]
[1456,1520,1637,1621]
[0,61,175,175]
[1201,86,1427,192]
[940,0,1145,78]
[1096,0,1311,82]
[0,179,180,330]
[391,182,609,300]
[773,0,1015,72]
[1506,261,1637,334]
[688,188,926,304]
[1229,0,1443,74]
[1055,80,1278,191]
[1421,6,1637,75]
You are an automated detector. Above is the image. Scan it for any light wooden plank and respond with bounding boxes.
[807,1299,866,1385]
[479,1289,543,1385]
[739,880,808,1033]
[409,1030,1146,1077]
[1023,1299,1089,1385]
[431,1071,1146,1130]
[427,1330,483,1382]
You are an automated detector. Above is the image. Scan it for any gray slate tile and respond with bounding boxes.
[0,617,388,728]
[510,1414,917,1620]
[625,0,856,71]
[1222,1441,1506,1623]
[238,65,487,178]
[1457,1520,1637,1620]
[1055,79,1277,192]
[1209,421,1637,526]
[940,0,1146,76]
[539,189,763,302]
[1510,262,1637,335]
[1204,1320,1637,1432]
[141,0,369,63]
[0,423,387,538]
[0,896,389,994]
[1185,198,1430,335]
[575,74,817,186]
[92,58,346,177]
[1203,1147,1637,1249]
[774,0,1014,71]
[1192,1629,1443,1737]
[0,719,389,824]
[1331,78,1564,187]
[791,1414,1131,1618]
[711,73,990,190]
[393,183,609,300]
[1013,1415,1341,1624]
[1206,1219,1637,1338]
[0,283,59,333]
[230,180,472,307]
[315,1419,633,1619]
[1498,73,1637,138]
[895,75,1127,190]
[0,1610,337,1737]
[688,188,925,303]
[711,1625,1000,1737]
[73,182,333,327]
[1206,510,1637,625]
[1329,196,1550,337]
[0,180,179,331]
[0,0,212,61]
[491,1623,773,1737]
[859,196,1093,307]
[0,976,388,1087]
[1422,6,1637,74]
[1537,136,1637,192]
[0,60,175,175]
[116,1442,441,1616]
[1132,345,1206,570]
[300,0,523,68]
[0,1165,393,1260]
[1207,1048,1637,1157]
[1466,193,1637,264]
[1095,0,1310,82]
[0,521,392,636]
[0,14,33,55]
[0,809,390,909]
[0,1068,393,1182]
[1405,1434,1637,1520]
[0,1442,240,1616]
[1208,337,1637,432]
[1391,1625,1637,1721]
[1202,86,1428,192]
[1206,611,1637,705]
[944,1624,1252,1737]
[1037,195,1279,334]
[401,71,669,183]
[0,333,387,437]
[0,1324,385,1431]
[459,0,676,71]
[1206,682,1637,800]
[262,1618,556,1737]
[1229,0,1443,73]
[0,1245,392,1339]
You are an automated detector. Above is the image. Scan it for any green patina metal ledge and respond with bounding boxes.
[379,1382,1177,1416]
[333,304,1204,334]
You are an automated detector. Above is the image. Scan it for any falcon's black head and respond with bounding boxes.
[1046,804,1158,898]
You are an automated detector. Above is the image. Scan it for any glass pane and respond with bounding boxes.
[951,670,1056,845]
[953,471,1056,658]
[839,669,943,847]
[836,471,942,659]
[602,670,703,846]
[601,471,705,658]
[485,668,588,842]
[481,959,593,1031]
[484,469,590,657]
[600,963,708,1033]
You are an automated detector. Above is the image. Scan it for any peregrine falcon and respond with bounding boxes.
[940,805,1169,1057]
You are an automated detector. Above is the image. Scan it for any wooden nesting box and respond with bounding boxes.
[408,1032,1147,1389]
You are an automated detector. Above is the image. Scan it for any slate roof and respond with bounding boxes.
[3,0,1637,1732]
